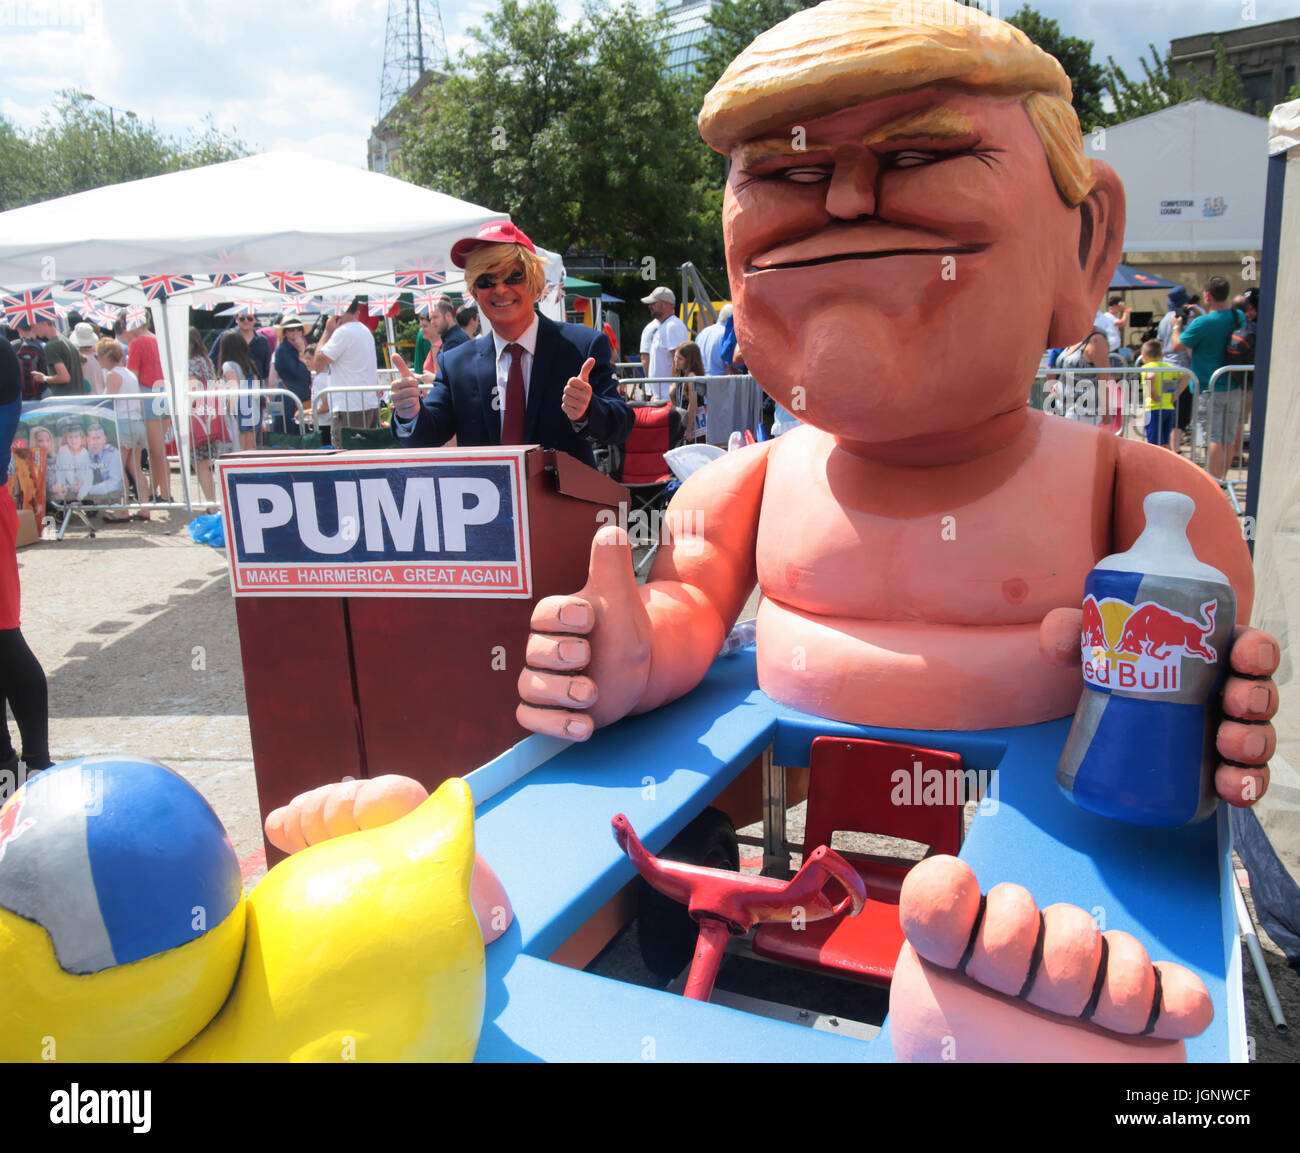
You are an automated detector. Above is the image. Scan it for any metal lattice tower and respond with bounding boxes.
[378,0,449,122]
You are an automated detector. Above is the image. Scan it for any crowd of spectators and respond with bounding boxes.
[1042,277,1259,480]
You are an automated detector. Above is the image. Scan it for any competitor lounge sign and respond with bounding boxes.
[217,449,532,597]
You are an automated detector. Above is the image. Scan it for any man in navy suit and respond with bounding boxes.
[390,223,631,469]
[434,298,471,353]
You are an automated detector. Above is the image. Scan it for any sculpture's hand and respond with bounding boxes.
[264,774,430,853]
[1040,610,1278,805]
[263,775,514,943]
[517,525,652,740]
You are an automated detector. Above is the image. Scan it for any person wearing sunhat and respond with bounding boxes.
[70,322,106,395]
[272,314,313,434]
[389,222,632,468]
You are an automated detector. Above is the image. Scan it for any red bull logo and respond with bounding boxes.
[1080,595,1218,693]
[0,794,34,862]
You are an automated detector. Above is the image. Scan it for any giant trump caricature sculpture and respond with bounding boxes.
[216,0,1282,1063]
[508,0,1280,1061]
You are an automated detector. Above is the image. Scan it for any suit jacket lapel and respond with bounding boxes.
[475,337,498,444]
[525,314,556,442]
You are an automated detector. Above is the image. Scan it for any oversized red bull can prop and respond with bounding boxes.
[1057,491,1236,827]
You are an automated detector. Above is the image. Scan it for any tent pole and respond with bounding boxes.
[154,297,194,513]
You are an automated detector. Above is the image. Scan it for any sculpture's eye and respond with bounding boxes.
[770,165,832,184]
[890,150,944,168]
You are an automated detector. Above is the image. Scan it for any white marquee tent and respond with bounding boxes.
[1090,100,1270,254]
[0,150,565,505]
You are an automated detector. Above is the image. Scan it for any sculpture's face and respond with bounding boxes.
[724,87,1089,445]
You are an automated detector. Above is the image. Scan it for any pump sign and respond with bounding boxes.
[217,450,532,597]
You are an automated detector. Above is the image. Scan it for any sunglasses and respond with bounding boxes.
[237,315,256,322]
[473,269,526,291]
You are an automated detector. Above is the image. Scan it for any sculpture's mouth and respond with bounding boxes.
[748,223,986,272]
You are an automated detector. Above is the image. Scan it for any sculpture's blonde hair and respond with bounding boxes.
[698,0,1094,205]
[463,243,546,299]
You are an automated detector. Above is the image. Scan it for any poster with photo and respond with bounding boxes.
[14,400,127,507]
[7,446,47,524]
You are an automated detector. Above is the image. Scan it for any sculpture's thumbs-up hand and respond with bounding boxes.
[517,525,652,740]
[561,357,594,421]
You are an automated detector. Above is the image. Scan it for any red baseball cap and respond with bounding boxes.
[450,221,536,268]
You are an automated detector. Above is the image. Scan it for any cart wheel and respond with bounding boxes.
[636,807,739,982]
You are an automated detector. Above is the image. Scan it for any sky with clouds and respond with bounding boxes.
[0,0,1292,172]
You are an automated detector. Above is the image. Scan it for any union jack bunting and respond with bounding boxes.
[63,277,112,293]
[267,271,306,293]
[411,291,446,317]
[230,298,265,316]
[320,294,352,316]
[210,272,240,287]
[139,273,196,300]
[68,296,117,326]
[367,293,400,317]
[394,269,446,288]
[1,288,57,327]
[123,305,150,330]
[288,294,321,314]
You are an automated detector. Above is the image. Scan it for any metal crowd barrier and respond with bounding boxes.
[1033,365,1195,440]
[312,382,446,447]
[21,388,310,536]
[617,372,758,403]
[1033,363,1254,515]
[1193,365,1254,515]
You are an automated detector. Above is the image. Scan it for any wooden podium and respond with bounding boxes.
[218,447,624,862]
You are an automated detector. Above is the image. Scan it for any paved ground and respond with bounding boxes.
[8,495,1297,1061]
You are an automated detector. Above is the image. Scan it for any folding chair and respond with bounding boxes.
[612,402,686,514]
[609,402,687,576]
[752,736,965,985]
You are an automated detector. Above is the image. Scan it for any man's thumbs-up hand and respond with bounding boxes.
[561,357,594,421]
[517,525,652,740]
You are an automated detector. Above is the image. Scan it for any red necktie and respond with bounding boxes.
[501,342,525,444]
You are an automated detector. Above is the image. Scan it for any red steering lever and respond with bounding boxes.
[612,813,867,1000]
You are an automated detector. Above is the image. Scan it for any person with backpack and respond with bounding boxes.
[1226,288,1259,468]
[1049,330,1112,426]
[9,318,48,402]
[1170,275,1246,480]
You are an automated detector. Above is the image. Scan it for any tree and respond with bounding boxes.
[1103,37,1249,124]
[1102,45,1191,122]
[0,91,247,212]
[399,0,711,268]
[1000,5,1108,131]
[692,0,816,101]
[1188,36,1248,112]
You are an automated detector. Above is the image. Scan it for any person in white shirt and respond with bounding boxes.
[639,286,689,402]
[313,298,381,448]
[1093,295,1128,353]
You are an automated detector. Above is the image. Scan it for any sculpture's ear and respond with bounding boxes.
[1047,160,1126,348]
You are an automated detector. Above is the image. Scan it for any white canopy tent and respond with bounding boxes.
[1094,100,1269,253]
[0,150,564,506]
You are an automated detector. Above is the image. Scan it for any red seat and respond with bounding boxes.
[617,403,675,487]
[752,737,965,985]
